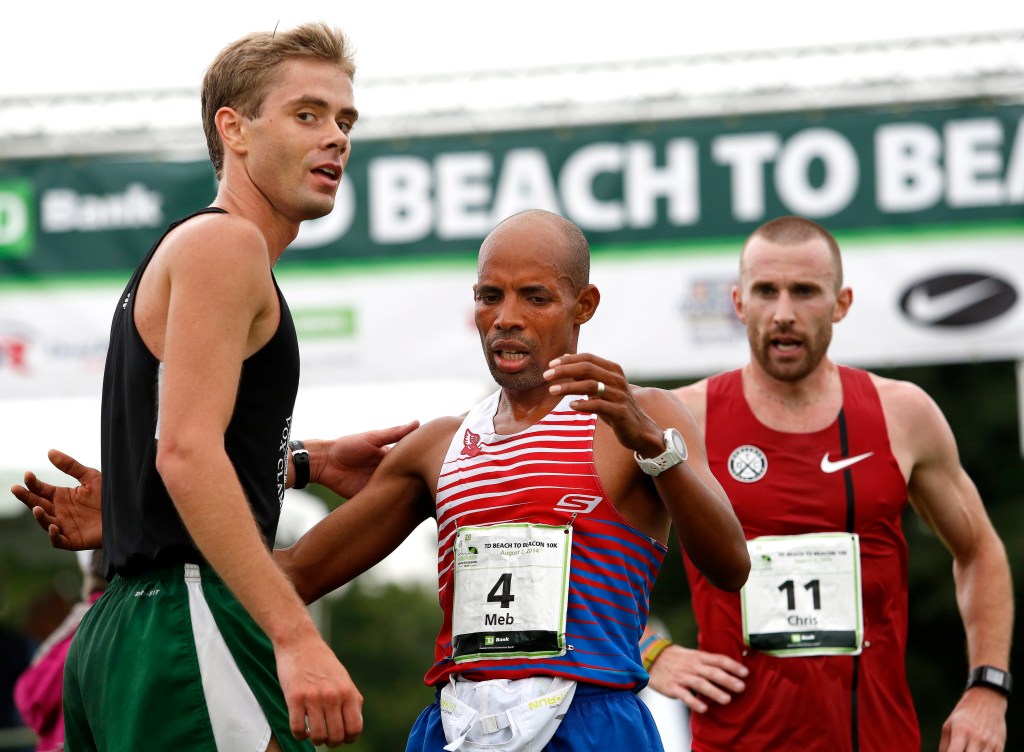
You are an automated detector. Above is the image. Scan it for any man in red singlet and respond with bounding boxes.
[643,216,1013,752]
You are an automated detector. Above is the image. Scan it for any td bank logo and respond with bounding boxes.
[0,180,35,259]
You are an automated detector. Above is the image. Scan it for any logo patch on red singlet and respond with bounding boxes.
[553,493,603,513]
[460,429,482,458]
[728,444,768,483]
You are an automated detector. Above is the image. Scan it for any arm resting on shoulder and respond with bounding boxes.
[276,420,443,604]
[287,420,420,500]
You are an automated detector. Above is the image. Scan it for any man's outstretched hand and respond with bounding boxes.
[11,448,103,550]
[311,421,419,499]
[9,421,422,551]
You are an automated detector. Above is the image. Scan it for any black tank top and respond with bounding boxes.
[99,208,300,578]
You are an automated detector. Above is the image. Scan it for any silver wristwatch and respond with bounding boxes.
[634,428,688,476]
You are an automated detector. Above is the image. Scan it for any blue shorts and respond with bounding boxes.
[405,682,665,752]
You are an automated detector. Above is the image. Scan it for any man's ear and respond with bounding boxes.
[731,284,747,324]
[574,284,600,325]
[216,106,247,160]
[833,286,853,323]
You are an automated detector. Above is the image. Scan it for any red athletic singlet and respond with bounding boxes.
[686,367,919,752]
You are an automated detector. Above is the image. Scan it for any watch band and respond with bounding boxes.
[288,439,310,490]
[633,428,687,477]
[965,665,1012,697]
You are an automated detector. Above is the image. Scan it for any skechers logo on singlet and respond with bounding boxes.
[460,429,482,458]
[728,445,768,483]
[820,452,873,474]
[553,493,603,514]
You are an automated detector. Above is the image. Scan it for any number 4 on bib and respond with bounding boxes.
[451,524,572,662]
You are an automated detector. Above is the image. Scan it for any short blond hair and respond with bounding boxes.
[201,22,356,179]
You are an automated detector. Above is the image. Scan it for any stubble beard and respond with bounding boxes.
[749,322,833,383]
[482,334,545,394]
[488,363,546,394]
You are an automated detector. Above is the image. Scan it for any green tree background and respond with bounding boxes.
[1,360,1019,751]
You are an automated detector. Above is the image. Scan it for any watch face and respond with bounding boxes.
[980,666,1011,688]
[668,429,687,460]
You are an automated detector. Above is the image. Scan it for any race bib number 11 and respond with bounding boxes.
[742,532,863,657]
[451,524,571,662]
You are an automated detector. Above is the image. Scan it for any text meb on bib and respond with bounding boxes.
[741,532,864,657]
[451,524,572,662]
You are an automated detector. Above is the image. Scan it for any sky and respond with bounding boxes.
[3,0,1022,98]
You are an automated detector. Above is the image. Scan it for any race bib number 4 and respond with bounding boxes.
[741,533,863,657]
[451,524,571,662]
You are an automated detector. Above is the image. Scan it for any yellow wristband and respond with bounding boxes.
[641,636,673,671]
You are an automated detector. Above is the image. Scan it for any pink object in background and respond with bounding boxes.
[13,592,102,752]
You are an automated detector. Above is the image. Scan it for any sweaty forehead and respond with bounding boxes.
[478,217,572,282]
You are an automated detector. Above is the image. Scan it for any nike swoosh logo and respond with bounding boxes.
[820,452,874,473]
[905,279,1002,323]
